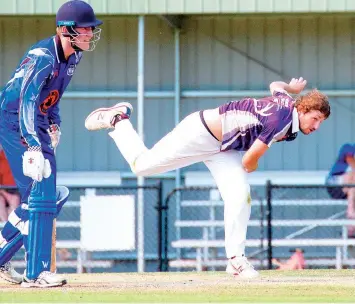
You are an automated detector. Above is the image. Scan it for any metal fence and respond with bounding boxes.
[158,183,355,271]
[265,182,355,269]
[161,186,265,271]
[3,181,354,272]
[0,184,163,273]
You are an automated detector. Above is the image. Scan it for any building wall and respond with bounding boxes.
[2,0,355,15]
[0,15,354,172]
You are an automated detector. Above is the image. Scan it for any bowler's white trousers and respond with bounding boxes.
[109,112,251,258]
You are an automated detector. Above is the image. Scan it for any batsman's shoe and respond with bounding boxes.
[21,271,67,288]
[85,102,133,131]
[0,262,23,284]
[226,256,259,279]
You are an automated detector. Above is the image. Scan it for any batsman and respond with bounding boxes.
[0,0,102,287]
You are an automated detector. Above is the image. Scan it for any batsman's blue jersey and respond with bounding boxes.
[328,143,355,177]
[0,35,82,148]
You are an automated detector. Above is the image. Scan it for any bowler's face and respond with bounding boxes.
[299,110,326,135]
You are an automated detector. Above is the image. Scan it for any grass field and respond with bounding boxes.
[0,269,355,303]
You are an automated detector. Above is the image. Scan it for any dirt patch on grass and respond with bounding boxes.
[1,270,354,292]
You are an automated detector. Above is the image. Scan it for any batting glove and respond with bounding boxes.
[47,124,61,151]
[22,147,51,182]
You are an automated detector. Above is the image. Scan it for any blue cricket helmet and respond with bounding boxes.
[56,0,102,28]
[56,0,102,51]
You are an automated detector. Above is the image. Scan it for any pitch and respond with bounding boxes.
[0,269,354,303]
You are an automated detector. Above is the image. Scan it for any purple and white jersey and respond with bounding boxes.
[218,90,299,151]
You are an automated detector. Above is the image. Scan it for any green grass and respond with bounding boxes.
[1,270,355,303]
[1,286,354,303]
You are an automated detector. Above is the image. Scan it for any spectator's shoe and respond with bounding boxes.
[85,102,133,131]
[0,262,23,284]
[226,256,260,279]
[21,271,67,288]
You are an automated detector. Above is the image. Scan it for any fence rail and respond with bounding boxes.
[2,181,355,272]
[0,183,163,273]
[160,182,355,271]
[162,186,265,271]
[265,182,355,270]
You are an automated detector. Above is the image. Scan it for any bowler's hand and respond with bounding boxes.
[288,77,307,94]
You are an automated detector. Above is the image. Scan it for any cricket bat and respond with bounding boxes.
[50,219,56,272]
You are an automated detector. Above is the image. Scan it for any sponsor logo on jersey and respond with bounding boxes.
[39,90,59,114]
[67,64,76,76]
[42,261,49,268]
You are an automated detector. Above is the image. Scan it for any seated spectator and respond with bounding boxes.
[0,145,20,222]
[272,248,305,270]
[326,143,355,237]
[57,248,72,262]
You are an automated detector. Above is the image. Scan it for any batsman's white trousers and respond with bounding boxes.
[109,111,251,258]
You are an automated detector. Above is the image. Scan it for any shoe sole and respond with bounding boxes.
[85,102,133,128]
[226,264,260,279]
[0,273,22,284]
[226,270,260,279]
[226,271,260,279]
[21,279,67,288]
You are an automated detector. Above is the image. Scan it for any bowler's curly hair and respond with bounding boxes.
[294,89,330,118]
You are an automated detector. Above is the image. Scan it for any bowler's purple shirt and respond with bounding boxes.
[219,90,299,151]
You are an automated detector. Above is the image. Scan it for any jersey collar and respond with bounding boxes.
[292,107,300,133]
[53,35,67,63]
